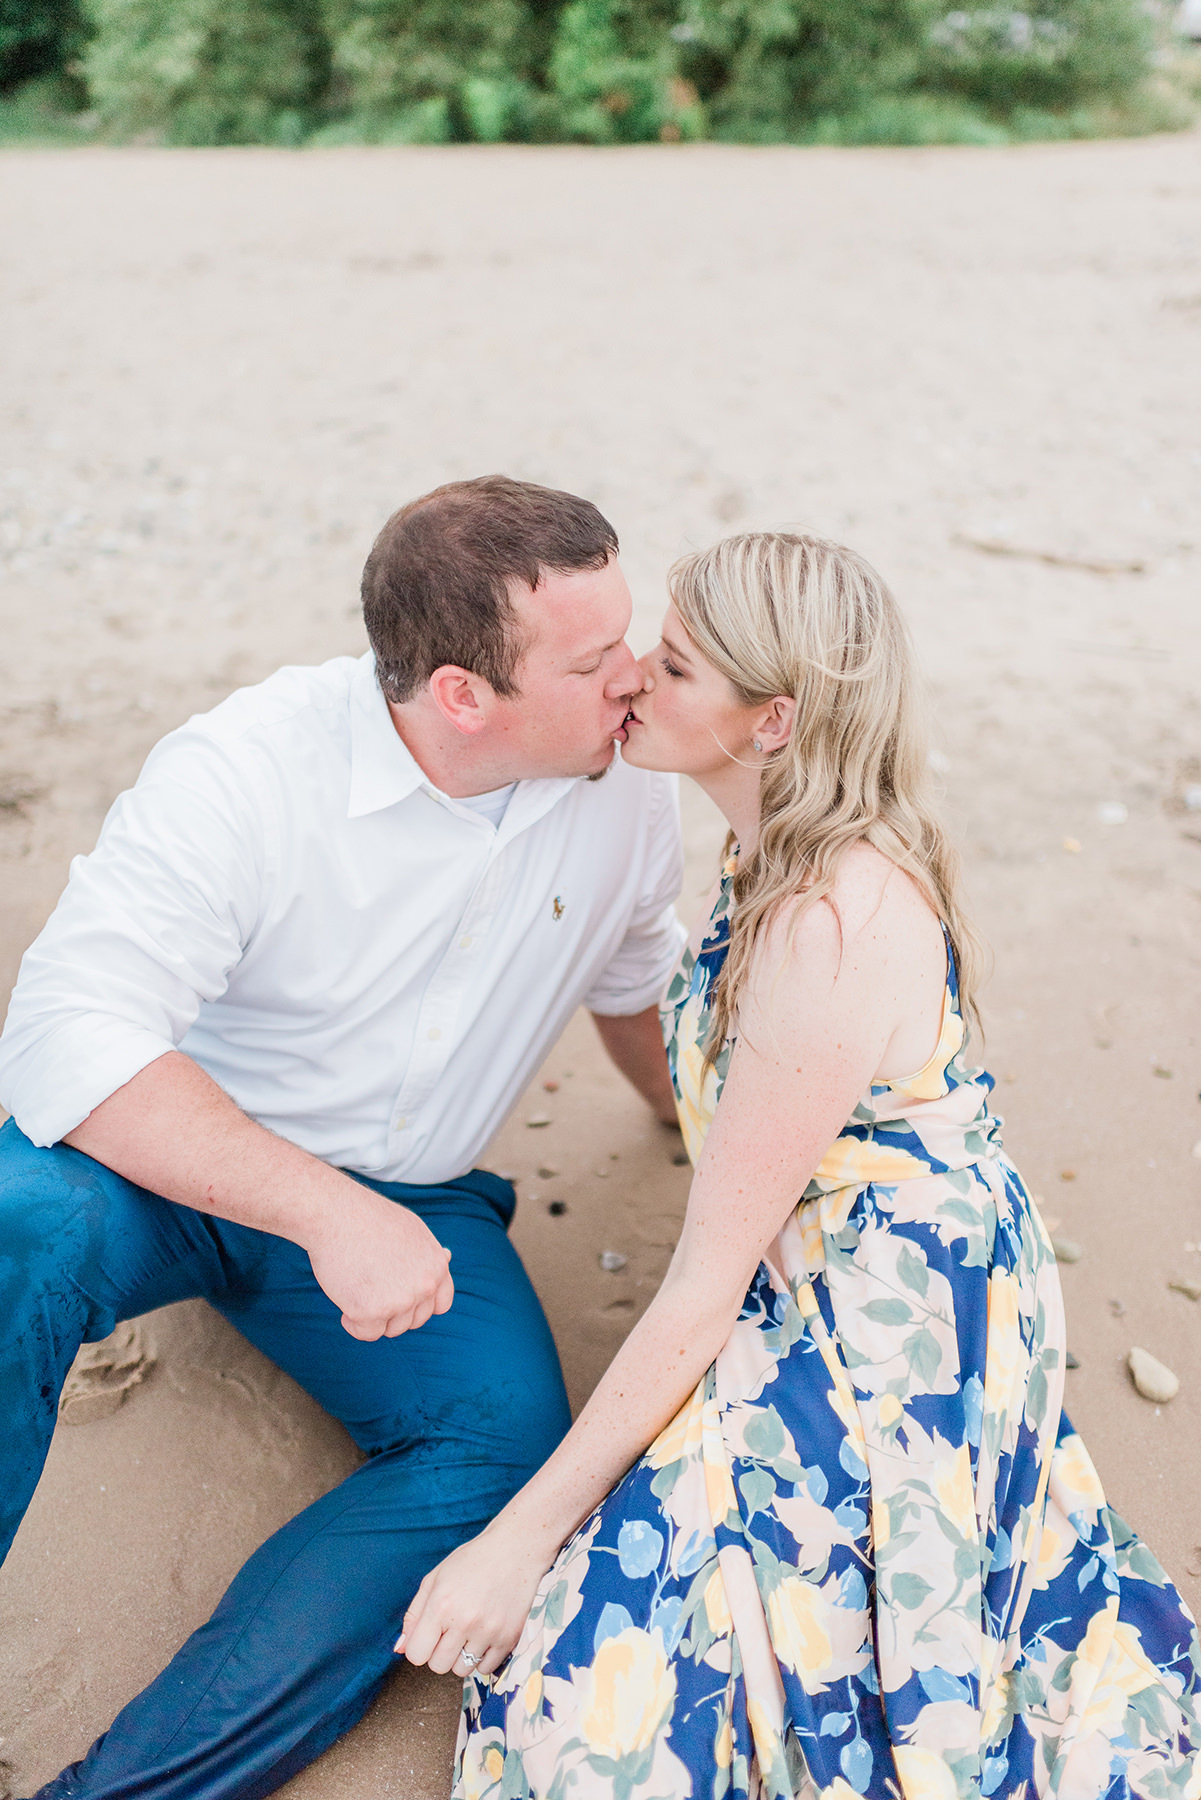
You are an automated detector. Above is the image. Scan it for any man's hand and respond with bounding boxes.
[302,1186,454,1339]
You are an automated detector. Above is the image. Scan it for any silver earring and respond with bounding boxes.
[753,739,762,752]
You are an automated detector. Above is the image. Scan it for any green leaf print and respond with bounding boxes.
[540,1578,567,1633]
[895,1242,930,1299]
[903,1325,941,1387]
[742,1405,787,1462]
[739,1467,777,1517]
[891,1571,934,1609]
[862,1297,913,1327]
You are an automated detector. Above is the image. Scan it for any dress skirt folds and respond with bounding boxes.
[452,862,1201,1800]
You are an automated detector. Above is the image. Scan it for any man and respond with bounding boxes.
[0,476,685,1797]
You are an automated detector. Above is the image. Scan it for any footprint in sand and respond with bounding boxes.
[58,1320,155,1426]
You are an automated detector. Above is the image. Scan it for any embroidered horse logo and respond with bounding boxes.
[552,896,565,921]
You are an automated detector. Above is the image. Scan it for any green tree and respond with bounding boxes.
[81,0,327,143]
[1,0,85,94]
[548,0,705,142]
[319,0,546,141]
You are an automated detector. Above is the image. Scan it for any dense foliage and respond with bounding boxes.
[0,0,1193,146]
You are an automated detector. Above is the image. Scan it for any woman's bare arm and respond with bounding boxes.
[400,852,943,1674]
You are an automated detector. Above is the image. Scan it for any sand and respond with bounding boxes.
[1,135,1199,1795]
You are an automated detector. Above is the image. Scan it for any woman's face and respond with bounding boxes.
[621,603,762,776]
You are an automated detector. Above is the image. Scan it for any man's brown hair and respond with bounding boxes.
[362,475,619,705]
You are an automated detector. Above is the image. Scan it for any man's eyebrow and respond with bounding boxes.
[660,630,694,664]
[571,637,622,664]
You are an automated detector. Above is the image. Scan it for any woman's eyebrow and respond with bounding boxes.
[660,631,694,665]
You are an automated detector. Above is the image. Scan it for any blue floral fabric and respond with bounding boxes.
[453,861,1200,1799]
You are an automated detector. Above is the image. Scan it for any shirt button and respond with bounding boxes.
[427,1027,441,1041]
[459,935,473,949]
[395,1115,407,1130]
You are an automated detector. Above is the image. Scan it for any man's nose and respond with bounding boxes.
[607,643,645,697]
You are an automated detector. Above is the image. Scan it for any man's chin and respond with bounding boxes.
[583,740,619,782]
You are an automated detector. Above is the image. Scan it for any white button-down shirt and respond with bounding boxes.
[0,653,685,1184]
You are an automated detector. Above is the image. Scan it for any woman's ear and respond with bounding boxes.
[756,695,795,754]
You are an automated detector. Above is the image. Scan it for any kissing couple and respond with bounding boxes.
[0,477,1196,1800]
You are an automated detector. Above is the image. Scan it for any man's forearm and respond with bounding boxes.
[590,1005,678,1126]
[64,1049,362,1244]
[63,1051,455,1339]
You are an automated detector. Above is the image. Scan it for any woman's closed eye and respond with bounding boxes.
[659,653,686,679]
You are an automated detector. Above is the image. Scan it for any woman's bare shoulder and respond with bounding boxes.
[761,842,938,979]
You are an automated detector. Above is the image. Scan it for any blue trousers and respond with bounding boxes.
[0,1118,571,1799]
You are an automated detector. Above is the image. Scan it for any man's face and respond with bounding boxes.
[491,558,645,779]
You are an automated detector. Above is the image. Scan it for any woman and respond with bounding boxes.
[400,532,1200,1798]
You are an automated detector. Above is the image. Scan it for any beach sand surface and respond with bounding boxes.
[0,136,1199,1795]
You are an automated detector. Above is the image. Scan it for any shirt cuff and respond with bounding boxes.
[584,915,689,1017]
[0,1019,177,1148]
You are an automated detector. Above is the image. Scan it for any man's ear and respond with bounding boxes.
[428,665,494,737]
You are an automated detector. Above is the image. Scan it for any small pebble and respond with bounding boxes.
[1128,1346,1179,1404]
[594,1167,609,1179]
[1191,1140,1201,1162]
[1051,1236,1083,1264]
[1065,1350,1080,1370]
[1169,1278,1201,1301]
[671,1150,690,1166]
[1108,1298,1126,1319]
[1059,1169,1077,1182]
[1183,784,1201,811]
[1153,1066,1173,1080]
[537,1165,560,1180]
[599,1250,627,1272]
[1097,801,1128,826]
[1063,837,1082,853]
[543,1079,560,1093]
[526,1113,551,1129]
[547,1200,567,1217]
[498,1169,517,1182]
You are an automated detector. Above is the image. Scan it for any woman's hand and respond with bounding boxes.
[396,1517,555,1680]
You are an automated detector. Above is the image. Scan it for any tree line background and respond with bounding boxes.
[1,0,1197,148]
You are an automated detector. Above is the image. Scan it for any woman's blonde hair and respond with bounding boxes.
[669,530,984,1066]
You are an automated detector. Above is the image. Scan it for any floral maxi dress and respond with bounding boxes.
[454,863,1201,1800]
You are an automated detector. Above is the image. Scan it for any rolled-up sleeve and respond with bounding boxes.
[584,772,688,1016]
[0,727,268,1146]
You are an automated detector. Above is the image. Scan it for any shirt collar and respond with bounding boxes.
[346,652,580,831]
[346,654,426,818]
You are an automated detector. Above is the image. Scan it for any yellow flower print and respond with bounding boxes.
[715,1714,732,1769]
[765,1575,833,1690]
[523,1670,542,1715]
[877,1392,904,1429]
[983,1268,1028,1421]
[813,1134,931,1192]
[893,1744,961,1800]
[1051,1432,1106,1524]
[821,1782,868,1800]
[646,1382,704,1471]
[671,995,719,1164]
[579,1627,678,1762]
[703,1567,732,1636]
[935,1442,978,1540]
[484,1747,503,1780]
[747,1697,786,1772]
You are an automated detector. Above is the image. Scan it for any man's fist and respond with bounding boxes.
[303,1187,455,1339]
